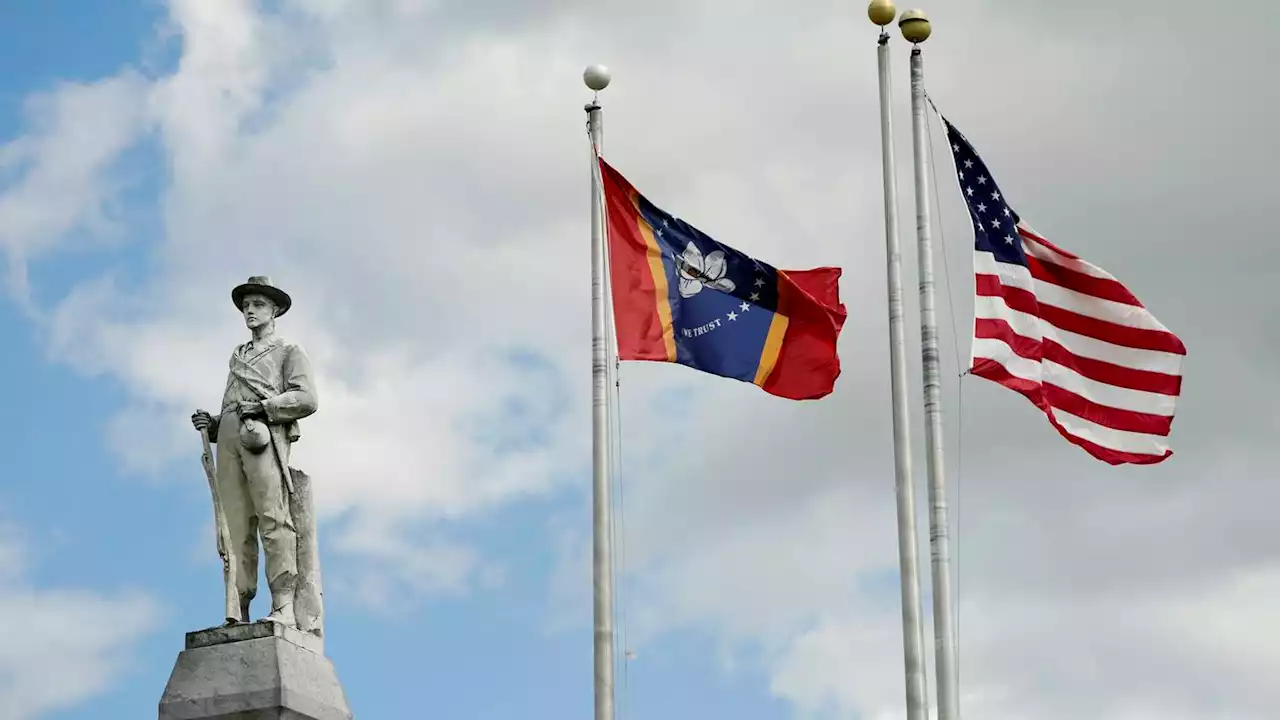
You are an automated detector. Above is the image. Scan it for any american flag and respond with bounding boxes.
[941,115,1186,465]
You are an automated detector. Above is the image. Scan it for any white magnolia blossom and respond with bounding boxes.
[676,242,736,299]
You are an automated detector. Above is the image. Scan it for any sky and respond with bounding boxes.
[0,0,1276,719]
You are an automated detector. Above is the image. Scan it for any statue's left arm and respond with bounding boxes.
[261,343,318,424]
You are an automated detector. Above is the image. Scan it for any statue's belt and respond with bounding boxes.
[221,401,256,414]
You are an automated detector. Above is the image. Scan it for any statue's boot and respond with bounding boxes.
[265,586,297,628]
[224,594,253,626]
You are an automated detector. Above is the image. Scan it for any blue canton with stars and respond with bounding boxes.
[632,193,783,383]
[941,116,1027,265]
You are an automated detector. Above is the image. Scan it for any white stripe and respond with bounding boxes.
[1043,359,1177,417]
[1022,239,1116,281]
[1031,281,1171,332]
[971,349,1175,453]
[971,338,1176,417]
[975,249,1175,334]
[973,294,1044,342]
[1047,406,1171,456]
[971,338,1041,384]
[975,251,1033,292]
[1017,223,1119,281]
[974,294,1183,375]
[1044,323,1184,376]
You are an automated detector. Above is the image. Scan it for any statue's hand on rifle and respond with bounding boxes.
[192,409,213,432]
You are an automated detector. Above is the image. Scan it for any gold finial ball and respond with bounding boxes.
[867,0,897,26]
[899,8,932,43]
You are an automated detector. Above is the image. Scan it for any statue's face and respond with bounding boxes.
[241,293,277,330]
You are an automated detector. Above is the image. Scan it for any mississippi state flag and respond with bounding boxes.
[941,114,1186,464]
[598,158,847,400]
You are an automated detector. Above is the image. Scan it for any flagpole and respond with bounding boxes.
[584,63,616,720]
[868,3,930,720]
[901,10,959,720]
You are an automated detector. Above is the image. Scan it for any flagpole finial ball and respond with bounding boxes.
[899,9,931,43]
[868,0,897,26]
[583,65,611,92]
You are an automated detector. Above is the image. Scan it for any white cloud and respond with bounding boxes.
[15,0,598,600]
[0,523,157,719]
[769,608,921,720]
[0,71,148,308]
[0,0,1276,718]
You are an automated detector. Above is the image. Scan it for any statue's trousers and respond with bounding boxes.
[215,411,298,607]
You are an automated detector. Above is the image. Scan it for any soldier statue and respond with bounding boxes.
[190,276,320,631]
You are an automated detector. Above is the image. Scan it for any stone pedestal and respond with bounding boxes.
[159,622,352,720]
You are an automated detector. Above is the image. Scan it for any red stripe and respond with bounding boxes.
[1049,429,1172,466]
[971,357,1046,409]
[762,267,847,400]
[1024,254,1143,307]
[1043,338,1181,395]
[1042,383,1172,435]
[973,350,1173,434]
[975,274,1186,355]
[974,317,1042,361]
[599,159,669,361]
[1018,225,1078,259]
[974,318,1182,395]
[971,361,1172,465]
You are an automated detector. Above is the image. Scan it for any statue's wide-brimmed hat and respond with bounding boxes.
[231,275,292,317]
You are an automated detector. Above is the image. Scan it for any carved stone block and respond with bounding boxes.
[158,622,352,720]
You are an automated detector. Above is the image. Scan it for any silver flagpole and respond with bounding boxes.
[584,64,616,720]
[868,3,929,720]
[901,10,959,720]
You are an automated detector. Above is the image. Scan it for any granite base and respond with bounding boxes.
[158,622,351,720]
